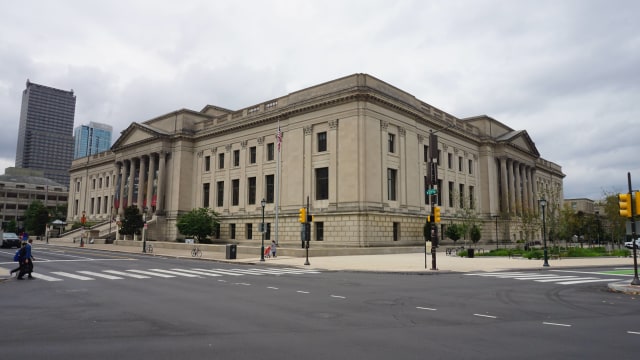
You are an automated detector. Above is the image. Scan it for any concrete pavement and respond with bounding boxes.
[2,237,639,293]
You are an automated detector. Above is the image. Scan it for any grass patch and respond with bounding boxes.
[475,246,630,258]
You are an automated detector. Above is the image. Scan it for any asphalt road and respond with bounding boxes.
[1,245,638,359]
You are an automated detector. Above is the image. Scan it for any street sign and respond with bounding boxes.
[426,189,438,195]
[626,221,640,235]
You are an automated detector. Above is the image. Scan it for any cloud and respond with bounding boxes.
[0,0,639,200]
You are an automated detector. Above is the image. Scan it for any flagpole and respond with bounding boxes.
[275,121,281,245]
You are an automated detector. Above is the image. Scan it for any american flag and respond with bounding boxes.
[276,126,282,152]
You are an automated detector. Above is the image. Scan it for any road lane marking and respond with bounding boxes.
[628,331,640,335]
[543,322,571,327]
[473,314,497,319]
[103,270,150,279]
[234,282,251,286]
[170,268,221,277]
[51,271,94,280]
[331,295,346,299]
[127,269,175,278]
[297,290,310,294]
[557,278,619,285]
[267,286,279,290]
[149,269,201,277]
[30,273,62,281]
[77,271,123,280]
[416,307,436,311]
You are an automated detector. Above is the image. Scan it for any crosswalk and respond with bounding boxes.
[465,271,621,285]
[27,267,320,282]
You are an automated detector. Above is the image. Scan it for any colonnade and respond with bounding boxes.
[498,157,537,215]
[115,151,167,216]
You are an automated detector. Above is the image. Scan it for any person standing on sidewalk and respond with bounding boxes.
[270,240,277,258]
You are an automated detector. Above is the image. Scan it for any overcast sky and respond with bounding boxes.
[1,0,638,200]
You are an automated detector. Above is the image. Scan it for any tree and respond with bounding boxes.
[119,206,143,239]
[470,224,482,244]
[24,201,49,236]
[445,223,463,245]
[176,208,220,243]
[4,220,18,233]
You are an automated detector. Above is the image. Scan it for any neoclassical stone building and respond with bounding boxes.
[67,74,564,246]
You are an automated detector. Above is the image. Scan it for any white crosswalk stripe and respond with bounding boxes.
[23,267,320,282]
[466,272,618,286]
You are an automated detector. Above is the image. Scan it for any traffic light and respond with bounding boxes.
[433,206,441,223]
[298,208,307,223]
[619,193,632,218]
[636,191,640,216]
[426,215,431,223]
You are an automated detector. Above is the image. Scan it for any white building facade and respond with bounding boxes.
[68,74,565,246]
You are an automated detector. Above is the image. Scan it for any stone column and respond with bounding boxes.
[507,159,515,214]
[137,155,146,212]
[500,157,508,214]
[127,159,135,209]
[146,153,156,212]
[514,161,522,215]
[156,151,166,212]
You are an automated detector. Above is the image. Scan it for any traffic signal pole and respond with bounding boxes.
[625,173,640,285]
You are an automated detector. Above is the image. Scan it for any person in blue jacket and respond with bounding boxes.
[10,242,27,278]
[17,239,34,280]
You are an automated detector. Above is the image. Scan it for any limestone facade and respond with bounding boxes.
[68,74,565,246]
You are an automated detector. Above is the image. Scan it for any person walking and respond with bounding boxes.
[17,239,35,280]
[270,240,277,258]
[10,242,27,278]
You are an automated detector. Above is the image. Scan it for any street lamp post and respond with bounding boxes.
[539,198,550,267]
[260,198,266,262]
[492,215,499,250]
[142,207,148,253]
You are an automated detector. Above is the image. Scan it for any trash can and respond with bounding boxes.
[467,248,475,258]
[226,244,237,259]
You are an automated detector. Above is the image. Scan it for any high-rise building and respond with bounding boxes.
[15,80,76,186]
[74,122,113,159]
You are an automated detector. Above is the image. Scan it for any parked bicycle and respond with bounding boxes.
[191,247,202,258]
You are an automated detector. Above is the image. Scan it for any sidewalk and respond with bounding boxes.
[3,238,639,294]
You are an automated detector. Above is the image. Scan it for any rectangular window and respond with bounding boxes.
[203,183,210,208]
[214,223,220,239]
[423,145,429,163]
[230,224,236,239]
[267,143,275,161]
[106,176,110,188]
[96,197,101,214]
[315,167,329,200]
[91,198,95,214]
[247,177,256,205]
[232,179,239,206]
[458,156,463,172]
[246,224,252,240]
[265,223,271,240]
[265,174,274,203]
[469,186,475,209]
[249,146,257,164]
[205,156,211,172]
[447,153,453,169]
[99,178,103,189]
[218,153,225,169]
[459,184,465,208]
[217,181,224,207]
[448,181,454,207]
[393,222,400,241]
[388,133,395,153]
[468,159,473,175]
[233,150,240,167]
[316,222,324,241]
[387,168,397,201]
[92,179,96,190]
[317,132,327,152]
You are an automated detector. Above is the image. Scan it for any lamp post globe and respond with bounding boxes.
[260,199,266,262]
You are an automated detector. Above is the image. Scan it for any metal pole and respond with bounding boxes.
[260,199,265,262]
[542,202,549,267]
[626,173,639,285]
[304,196,310,266]
[142,209,147,253]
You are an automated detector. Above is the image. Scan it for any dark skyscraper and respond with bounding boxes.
[15,80,76,186]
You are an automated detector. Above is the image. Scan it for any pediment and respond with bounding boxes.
[498,130,540,157]
[111,123,165,150]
